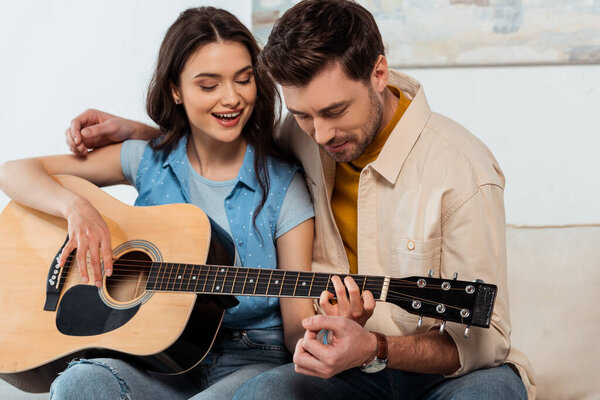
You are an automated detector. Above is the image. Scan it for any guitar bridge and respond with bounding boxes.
[44,235,73,311]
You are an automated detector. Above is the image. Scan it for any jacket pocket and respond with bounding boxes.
[390,235,442,277]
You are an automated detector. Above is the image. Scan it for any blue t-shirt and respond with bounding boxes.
[121,138,314,328]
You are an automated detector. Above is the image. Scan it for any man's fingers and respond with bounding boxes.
[362,290,376,312]
[344,276,367,319]
[331,275,349,310]
[319,290,335,314]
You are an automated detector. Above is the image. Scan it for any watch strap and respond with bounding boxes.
[372,331,388,362]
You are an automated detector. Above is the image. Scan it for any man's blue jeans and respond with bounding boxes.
[233,363,527,400]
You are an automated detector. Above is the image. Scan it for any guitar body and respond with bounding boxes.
[0,176,499,393]
[0,175,223,386]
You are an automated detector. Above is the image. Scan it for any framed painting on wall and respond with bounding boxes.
[252,0,600,67]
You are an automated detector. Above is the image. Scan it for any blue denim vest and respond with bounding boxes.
[132,135,299,328]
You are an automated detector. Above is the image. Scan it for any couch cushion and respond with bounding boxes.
[506,225,600,400]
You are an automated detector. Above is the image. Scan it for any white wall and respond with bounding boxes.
[1,1,598,225]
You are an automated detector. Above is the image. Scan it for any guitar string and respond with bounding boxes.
[57,274,470,311]
[61,256,474,291]
[60,255,470,289]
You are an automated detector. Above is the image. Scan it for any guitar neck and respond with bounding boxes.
[146,262,388,300]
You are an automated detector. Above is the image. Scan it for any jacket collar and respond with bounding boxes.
[370,71,431,184]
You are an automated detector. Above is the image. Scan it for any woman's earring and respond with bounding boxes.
[175,99,181,105]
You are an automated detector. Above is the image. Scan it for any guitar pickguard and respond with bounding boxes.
[56,285,140,336]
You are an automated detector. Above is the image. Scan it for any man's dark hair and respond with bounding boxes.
[258,0,385,86]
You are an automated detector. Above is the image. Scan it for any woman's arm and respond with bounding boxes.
[276,218,317,352]
[0,143,126,286]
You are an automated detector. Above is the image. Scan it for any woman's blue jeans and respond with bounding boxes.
[49,327,290,400]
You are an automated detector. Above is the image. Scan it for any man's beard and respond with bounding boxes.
[325,86,384,163]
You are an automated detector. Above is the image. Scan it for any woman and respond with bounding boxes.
[0,7,315,399]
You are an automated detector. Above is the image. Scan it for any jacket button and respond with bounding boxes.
[238,240,245,247]
[407,240,415,250]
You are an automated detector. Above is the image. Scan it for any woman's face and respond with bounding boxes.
[172,40,256,145]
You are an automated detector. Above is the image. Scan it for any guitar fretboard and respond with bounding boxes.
[146,263,385,299]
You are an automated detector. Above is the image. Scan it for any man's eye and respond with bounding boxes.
[327,109,345,117]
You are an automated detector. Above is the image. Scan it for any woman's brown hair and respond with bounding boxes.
[146,7,283,231]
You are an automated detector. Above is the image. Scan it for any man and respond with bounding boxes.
[66,1,534,398]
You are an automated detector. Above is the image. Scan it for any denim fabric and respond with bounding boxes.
[50,327,290,400]
[233,363,526,400]
[122,136,301,329]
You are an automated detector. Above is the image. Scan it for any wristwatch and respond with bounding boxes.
[360,331,388,373]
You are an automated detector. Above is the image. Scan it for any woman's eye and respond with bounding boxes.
[201,85,218,92]
[236,77,252,84]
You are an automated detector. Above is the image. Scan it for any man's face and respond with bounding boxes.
[281,62,384,163]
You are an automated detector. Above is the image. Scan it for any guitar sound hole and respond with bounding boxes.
[106,251,151,302]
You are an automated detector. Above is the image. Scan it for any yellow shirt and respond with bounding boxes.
[332,86,411,274]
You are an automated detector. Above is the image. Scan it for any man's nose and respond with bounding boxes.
[313,118,336,145]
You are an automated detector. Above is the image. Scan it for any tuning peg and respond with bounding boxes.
[428,269,434,278]
[464,326,471,338]
[439,320,446,335]
[417,315,423,329]
[453,272,458,280]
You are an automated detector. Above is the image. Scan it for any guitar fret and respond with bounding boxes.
[203,265,217,294]
[222,266,235,293]
[161,263,171,291]
[365,276,384,299]
[324,273,332,296]
[268,270,285,296]
[243,269,259,295]
[254,270,261,294]
[295,272,312,297]
[265,270,274,295]
[178,264,188,292]
[172,263,182,292]
[214,266,227,293]
[146,262,159,291]
[183,264,194,292]
[308,272,328,297]
[191,265,201,293]
[158,262,167,291]
[230,267,239,294]
[256,269,270,295]
[280,270,286,296]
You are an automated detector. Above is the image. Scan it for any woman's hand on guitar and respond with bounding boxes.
[57,196,113,287]
[319,275,375,327]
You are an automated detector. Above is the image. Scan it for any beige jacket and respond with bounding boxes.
[277,71,536,399]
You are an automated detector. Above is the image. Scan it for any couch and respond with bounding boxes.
[507,224,600,399]
[2,224,599,399]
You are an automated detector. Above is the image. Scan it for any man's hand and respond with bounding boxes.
[293,315,377,378]
[65,109,147,156]
[319,275,375,326]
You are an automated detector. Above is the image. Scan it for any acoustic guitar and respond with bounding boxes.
[0,175,497,385]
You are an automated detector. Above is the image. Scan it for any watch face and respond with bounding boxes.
[361,358,387,373]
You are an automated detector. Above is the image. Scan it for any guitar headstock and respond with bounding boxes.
[385,274,497,336]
